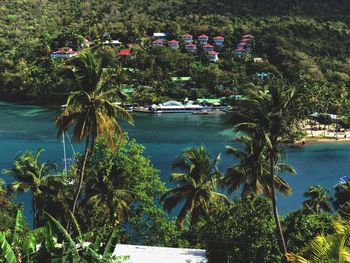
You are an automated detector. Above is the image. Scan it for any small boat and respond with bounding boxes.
[192,109,225,115]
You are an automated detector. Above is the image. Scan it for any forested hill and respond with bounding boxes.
[1,0,350,105]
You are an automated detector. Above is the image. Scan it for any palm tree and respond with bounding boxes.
[286,219,350,263]
[228,82,302,255]
[3,149,55,228]
[334,179,350,218]
[224,135,293,197]
[303,185,332,213]
[160,146,228,228]
[55,50,133,218]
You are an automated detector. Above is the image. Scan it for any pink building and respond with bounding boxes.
[209,51,219,62]
[152,40,163,47]
[182,33,193,44]
[197,34,209,45]
[202,44,214,52]
[214,36,225,46]
[50,48,77,58]
[185,43,197,52]
[168,40,179,49]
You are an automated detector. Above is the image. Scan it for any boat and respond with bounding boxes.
[149,101,203,113]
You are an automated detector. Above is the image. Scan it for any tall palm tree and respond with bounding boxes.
[228,82,302,255]
[224,135,294,197]
[55,50,133,218]
[2,149,55,228]
[160,146,227,228]
[303,185,332,213]
[286,219,350,263]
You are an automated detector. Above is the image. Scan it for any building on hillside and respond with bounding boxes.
[214,36,225,46]
[208,51,219,62]
[168,40,179,49]
[197,34,209,45]
[202,44,214,52]
[112,244,207,263]
[185,43,197,52]
[50,48,77,58]
[152,39,164,47]
[118,49,131,56]
[103,40,122,48]
[242,34,254,39]
[253,57,263,63]
[235,48,245,58]
[153,32,167,41]
[182,33,193,44]
[237,42,247,49]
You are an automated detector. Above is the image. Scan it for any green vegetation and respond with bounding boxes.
[2,0,350,262]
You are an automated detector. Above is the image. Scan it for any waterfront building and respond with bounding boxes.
[113,244,207,263]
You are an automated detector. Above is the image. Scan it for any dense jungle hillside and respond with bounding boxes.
[1,0,350,107]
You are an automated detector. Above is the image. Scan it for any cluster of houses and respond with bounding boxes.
[50,33,257,63]
[235,34,255,59]
[151,33,224,62]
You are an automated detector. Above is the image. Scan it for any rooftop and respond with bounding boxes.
[112,244,206,263]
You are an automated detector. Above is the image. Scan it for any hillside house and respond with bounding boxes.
[153,32,167,41]
[185,43,197,52]
[203,44,214,52]
[253,57,263,63]
[235,48,245,58]
[168,40,179,49]
[50,48,77,58]
[197,34,209,45]
[208,51,219,62]
[118,49,131,56]
[152,39,164,47]
[182,33,193,44]
[103,40,122,48]
[214,36,225,46]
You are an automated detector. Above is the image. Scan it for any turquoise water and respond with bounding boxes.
[1,102,349,224]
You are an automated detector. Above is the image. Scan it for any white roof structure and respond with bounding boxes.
[153,32,167,37]
[113,244,207,263]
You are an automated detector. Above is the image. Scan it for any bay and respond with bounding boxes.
[0,101,349,225]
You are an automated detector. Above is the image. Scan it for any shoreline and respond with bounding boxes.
[294,136,350,146]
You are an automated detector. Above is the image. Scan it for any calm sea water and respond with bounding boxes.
[1,101,349,225]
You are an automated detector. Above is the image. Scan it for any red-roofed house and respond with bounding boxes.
[118,49,131,56]
[197,34,209,45]
[50,48,77,58]
[185,43,197,52]
[168,40,179,49]
[182,34,193,44]
[202,44,214,52]
[214,36,225,46]
[208,51,219,62]
[242,34,254,39]
[152,39,163,47]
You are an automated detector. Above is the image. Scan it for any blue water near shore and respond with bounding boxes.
[1,101,350,225]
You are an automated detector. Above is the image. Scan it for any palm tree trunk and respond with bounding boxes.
[33,196,36,229]
[269,154,287,256]
[71,135,90,217]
